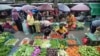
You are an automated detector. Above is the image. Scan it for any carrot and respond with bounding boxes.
[66,46,80,56]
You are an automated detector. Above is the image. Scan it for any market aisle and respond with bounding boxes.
[14,31,32,46]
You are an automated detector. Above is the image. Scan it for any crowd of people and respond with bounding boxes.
[0,7,100,40]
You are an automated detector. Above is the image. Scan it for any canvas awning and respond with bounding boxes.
[89,3,100,15]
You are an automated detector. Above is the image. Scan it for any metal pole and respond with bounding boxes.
[54,0,59,22]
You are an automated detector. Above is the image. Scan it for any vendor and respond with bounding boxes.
[56,25,69,38]
[90,20,100,33]
[67,12,76,30]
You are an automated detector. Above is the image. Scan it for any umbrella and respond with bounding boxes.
[13,7,22,11]
[58,4,70,12]
[0,5,13,11]
[22,5,36,11]
[37,4,54,11]
[71,3,90,11]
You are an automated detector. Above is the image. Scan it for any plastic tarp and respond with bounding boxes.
[58,4,70,12]
[89,3,100,15]
[0,5,13,10]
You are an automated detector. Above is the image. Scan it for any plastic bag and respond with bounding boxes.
[22,20,29,35]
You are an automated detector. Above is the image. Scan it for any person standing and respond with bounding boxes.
[90,20,100,33]
[27,10,36,34]
[12,9,23,31]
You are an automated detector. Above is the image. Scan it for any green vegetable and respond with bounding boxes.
[0,46,12,56]
[50,39,59,48]
[79,46,100,56]
[34,39,43,46]
[13,44,34,56]
[5,39,18,45]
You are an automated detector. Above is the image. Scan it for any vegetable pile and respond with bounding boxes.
[13,44,34,56]
[32,46,41,56]
[5,39,18,46]
[67,39,77,45]
[58,39,67,48]
[0,32,13,45]
[34,36,43,39]
[39,48,47,56]
[41,39,51,48]
[50,39,60,48]
[79,46,100,56]
[33,39,43,46]
[66,46,80,56]
[96,46,100,53]
[58,49,69,56]
[50,33,62,39]
[0,45,12,56]
[47,48,58,56]
[20,38,30,45]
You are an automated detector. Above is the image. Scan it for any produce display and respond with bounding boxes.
[0,35,5,44]
[96,46,100,53]
[79,46,100,56]
[41,39,51,48]
[39,48,47,56]
[5,39,19,46]
[47,48,58,56]
[0,32,13,44]
[32,46,41,56]
[58,49,68,56]
[50,39,60,48]
[20,38,30,45]
[33,39,43,46]
[50,33,62,39]
[13,44,34,56]
[0,46,12,56]
[58,39,67,48]
[67,39,77,45]
[66,46,80,56]
[34,36,43,39]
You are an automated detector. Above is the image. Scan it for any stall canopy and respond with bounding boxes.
[89,3,100,15]
[37,4,54,11]
[0,5,13,11]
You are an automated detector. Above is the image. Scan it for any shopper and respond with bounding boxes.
[90,20,100,33]
[12,9,23,31]
[27,10,36,34]
[43,27,51,39]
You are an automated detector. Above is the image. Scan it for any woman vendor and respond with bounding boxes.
[67,12,76,30]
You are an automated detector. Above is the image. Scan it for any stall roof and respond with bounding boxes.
[89,3,100,15]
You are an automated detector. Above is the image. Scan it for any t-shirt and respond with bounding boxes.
[57,27,67,34]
